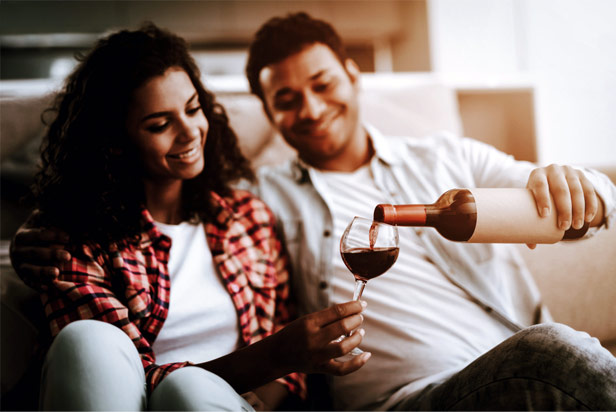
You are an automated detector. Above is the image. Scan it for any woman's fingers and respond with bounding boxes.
[308,300,366,328]
[321,351,372,376]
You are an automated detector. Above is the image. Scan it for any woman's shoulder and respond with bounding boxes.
[222,189,276,223]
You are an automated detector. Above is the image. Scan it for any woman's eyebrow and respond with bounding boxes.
[140,92,199,122]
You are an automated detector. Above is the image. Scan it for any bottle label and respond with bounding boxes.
[468,188,564,243]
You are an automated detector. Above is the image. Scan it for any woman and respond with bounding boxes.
[32,23,369,411]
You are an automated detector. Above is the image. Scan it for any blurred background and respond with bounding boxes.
[1,0,615,167]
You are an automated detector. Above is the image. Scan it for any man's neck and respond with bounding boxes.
[304,128,374,172]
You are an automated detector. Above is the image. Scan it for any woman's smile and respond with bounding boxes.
[167,145,201,161]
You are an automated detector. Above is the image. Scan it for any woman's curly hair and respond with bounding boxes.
[33,23,255,245]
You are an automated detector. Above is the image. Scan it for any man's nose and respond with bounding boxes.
[299,92,326,120]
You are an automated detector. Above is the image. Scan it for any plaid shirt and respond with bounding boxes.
[41,190,305,396]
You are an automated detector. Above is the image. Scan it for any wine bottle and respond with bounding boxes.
[373,188,589,243]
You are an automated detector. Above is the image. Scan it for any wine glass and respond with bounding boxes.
[336,216,399,360]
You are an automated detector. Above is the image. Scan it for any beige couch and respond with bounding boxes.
[1,74,615,407]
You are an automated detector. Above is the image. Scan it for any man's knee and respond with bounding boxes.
[514,323,607,365]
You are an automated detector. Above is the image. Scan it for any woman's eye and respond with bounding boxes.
[146,122,169,133]
[187,106,202,115]
[314,83,330,92]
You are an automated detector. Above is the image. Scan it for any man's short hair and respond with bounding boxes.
[246,12,348,103]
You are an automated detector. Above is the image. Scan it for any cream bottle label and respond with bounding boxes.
[468,188,564,243]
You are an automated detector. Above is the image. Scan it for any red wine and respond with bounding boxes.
[341,247,399,282]
[369,222,379,249]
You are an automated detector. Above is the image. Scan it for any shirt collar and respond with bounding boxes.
[290,122,403,181]
[134,190,238,248]
[364,122,405,166]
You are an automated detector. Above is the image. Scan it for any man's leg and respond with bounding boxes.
[149,366,254,411]
[40,319,147,411]
[395,323,616,411]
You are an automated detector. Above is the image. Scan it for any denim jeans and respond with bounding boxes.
[393,323,616,410]
[40,320,253,411]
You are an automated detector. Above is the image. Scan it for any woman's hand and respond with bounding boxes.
[526,164,603,249]
[272,300,370,376]
[199,300,370,394]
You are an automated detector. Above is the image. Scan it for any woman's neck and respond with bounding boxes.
[143,180,183,224]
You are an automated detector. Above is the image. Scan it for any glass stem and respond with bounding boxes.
[353,279,367,301]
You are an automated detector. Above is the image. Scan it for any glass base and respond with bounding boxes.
[334,346,364,362]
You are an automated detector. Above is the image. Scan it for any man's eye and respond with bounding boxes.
[314,83,331,92]
[275,98,299,111]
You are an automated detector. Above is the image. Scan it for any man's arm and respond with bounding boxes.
[9,210,71,291]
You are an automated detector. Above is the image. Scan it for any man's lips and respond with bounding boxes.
[293,108,341,136]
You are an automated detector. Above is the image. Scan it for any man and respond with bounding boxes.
[12,12,616,410]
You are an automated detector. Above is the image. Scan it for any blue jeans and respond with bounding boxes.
[40,320,253,411]
[393,323,616,410]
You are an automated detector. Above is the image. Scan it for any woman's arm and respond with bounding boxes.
[197,300,369,395]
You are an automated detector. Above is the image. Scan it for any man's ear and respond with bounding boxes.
[345,59,361,84]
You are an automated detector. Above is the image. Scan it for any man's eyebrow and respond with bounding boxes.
[140,92,198,122]
[273,70,328,100]
[309,69,326,81]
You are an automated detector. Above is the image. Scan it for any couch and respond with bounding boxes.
[1,74,615,409]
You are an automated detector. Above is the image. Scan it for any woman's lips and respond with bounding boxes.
[167,146,199,160]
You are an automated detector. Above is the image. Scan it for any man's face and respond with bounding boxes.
[258,43,363,170]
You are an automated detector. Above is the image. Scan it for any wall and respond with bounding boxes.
[427,0,616,169]
[0,0,430,78]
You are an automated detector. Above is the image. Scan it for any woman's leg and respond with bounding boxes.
[40,319,147,411]
[149,366,254,411]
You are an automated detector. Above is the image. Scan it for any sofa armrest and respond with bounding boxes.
[518,225,616,354]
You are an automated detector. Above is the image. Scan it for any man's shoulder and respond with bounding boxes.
[386,130,462,148]
[373,128,466,161]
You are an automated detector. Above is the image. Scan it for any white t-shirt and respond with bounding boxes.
[151,221,240,365]
[311,165,514,409]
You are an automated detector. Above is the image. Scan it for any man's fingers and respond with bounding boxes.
[578,171,598,223]
[544,165,572,230]
[15,227,70,246]
[529,164,599,231]
[18,263,58,290]
[563,166,585,229]
[527,169,551,217]
[13,245,71,265]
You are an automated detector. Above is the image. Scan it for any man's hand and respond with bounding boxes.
[9,224,71,291]
[526,164,603,249]
[273,300,371,376]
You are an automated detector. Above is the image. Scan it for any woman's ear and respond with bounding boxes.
[344,59,361,85]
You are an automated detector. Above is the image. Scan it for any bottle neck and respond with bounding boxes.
[373,204,427,226]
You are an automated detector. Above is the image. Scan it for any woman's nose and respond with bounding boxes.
[178,118,201,141]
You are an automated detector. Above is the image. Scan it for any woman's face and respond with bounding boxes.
[125,67,208,185]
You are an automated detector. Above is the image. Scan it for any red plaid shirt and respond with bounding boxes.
[41,190,305,396]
